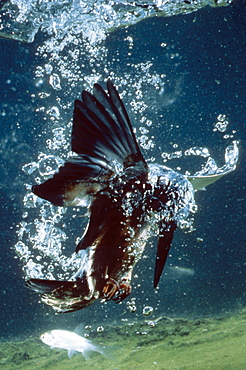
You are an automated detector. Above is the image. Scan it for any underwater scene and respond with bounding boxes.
[0,0,245,368]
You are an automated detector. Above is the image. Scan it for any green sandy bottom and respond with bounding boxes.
[1,309,245,370]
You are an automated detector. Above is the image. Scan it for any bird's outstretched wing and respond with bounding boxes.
[32,80,148,206]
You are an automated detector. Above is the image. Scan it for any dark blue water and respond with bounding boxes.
[0,0,245,341]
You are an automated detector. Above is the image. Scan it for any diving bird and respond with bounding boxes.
[25,80,238,312]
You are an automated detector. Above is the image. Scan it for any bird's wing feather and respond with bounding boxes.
[32,81,148,206]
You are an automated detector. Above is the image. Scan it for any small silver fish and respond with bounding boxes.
[40,329,104,359]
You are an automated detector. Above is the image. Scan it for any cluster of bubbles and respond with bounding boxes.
[214,114,229,132]
[126,298,137,313]
[0,1,233,43]
[213,114,237,140]
[125,299,155,317]
[22,154,64,177]
[16,146,85,279]
[161,145,210,163]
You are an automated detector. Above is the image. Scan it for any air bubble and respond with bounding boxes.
[184,147,210,158]
[47,264,54,272]
[38,155,62,176]
[147,321,155,327]
[22,162,38,175]
[196,237,203,242]
[97,326,104,333]
[142,306,154,316]
[47,106,60,120]
[49,73,61,90]
[214,114,229,132]
[23,193,38,209]
[44,64,53,74]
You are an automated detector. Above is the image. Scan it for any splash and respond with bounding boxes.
[0,0,232,43]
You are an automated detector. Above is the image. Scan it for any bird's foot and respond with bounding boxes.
[103,278,131,303]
